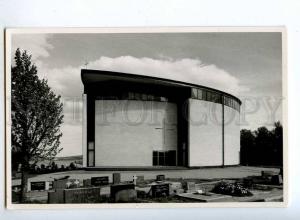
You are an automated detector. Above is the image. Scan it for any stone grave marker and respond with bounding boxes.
[151,183,170,198]
[113,173,121,184]
[31,181,46,191]
[271,175,283,185]
[136,175,144,185]
[110,183,135,199]
[48,181,53,190]
[133,175,138,185]
[83,179,92,187]
[64,187,101,203]
[115,189,137,202]
[262,170,276,177]
[168,182,182,195]
[91,176,109,186]
[48,189,64,204]
[53,179,69,189]
[183,181,196,193]
[156,175,165,181]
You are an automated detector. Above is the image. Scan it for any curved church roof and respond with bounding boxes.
[81,69,241,105]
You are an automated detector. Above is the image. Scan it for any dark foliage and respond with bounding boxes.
[11,48,64,202]
[11,49,64,170]
[212,181,253,197]
[27,161,78,174]
[69,162,76,169]
[240,122,283,166]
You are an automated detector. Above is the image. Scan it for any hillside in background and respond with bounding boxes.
[36,155,83,167]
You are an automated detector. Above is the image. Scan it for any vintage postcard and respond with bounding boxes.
[5,27,287,208]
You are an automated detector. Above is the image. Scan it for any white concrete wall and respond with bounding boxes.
[82,94,87,167]
[224,106,240,165]
[94,100,177,166]
[188,99,223,167]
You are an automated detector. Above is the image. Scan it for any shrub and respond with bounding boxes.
[60,165,65,171]
[40,164,45,170]
[69,162,76,170]
[212,181,253,197]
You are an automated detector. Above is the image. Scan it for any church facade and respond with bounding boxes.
[81,69,241,168]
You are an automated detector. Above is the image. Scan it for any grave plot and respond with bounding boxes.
[19,171,283,203]
[64,187,101,203]
[175,177,283,203]
[48,176,110,203]
[91,176,109,186]
[243,170,283,188]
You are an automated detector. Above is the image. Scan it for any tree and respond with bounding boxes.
[255,126,272,165]
[240,122,283,167]
[11,48,64,202]
[240,129,255,165]
[272,121,283,166]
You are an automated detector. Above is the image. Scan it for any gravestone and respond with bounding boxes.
[183,181,196,193]
[115,189,137,202]
[156,175,165,181]
[136,175,144,185]
[168,182,182,195]
[261,170,276,177]
[64,187,101,203]
[174,188,185,195]
[151,183,169,198]
[271,175,283,185]
[133,175,138,185]
[31,181,46,191]
[113,173,121,184]
[110,183,135,199]
[48,189,64,203]
[48,181,53,190]
[53,179,69,189]
[91,176,109,186]
[83,179,92,187]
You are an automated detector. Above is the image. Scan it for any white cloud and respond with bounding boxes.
[38,56,247,97]
[37,64,83,97]
[89,56,246,95]
[11,34,53,60]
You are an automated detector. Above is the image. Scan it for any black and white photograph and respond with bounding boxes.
[5,28,287,208]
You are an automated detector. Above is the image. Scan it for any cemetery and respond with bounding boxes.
[11,167,283,204]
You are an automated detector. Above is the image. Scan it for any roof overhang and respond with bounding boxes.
[81,69,242,104]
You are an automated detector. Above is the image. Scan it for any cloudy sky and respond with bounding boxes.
[11,32,283,156]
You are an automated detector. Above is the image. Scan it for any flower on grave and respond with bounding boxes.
[74,180,80,186]
[66,181,72,188]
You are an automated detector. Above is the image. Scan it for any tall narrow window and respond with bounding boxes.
[128,92,135,100]
[135,93,141,100]
[88,142,95,167]
[141,93,148,101]
[153,151,158,166]
[202,90,207,101]
[148,94,154,100]
[192,88,198,99]
[159,152,165,166]
[153,150,176,166]
[197,89,203,100]
[206,91,212,101]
